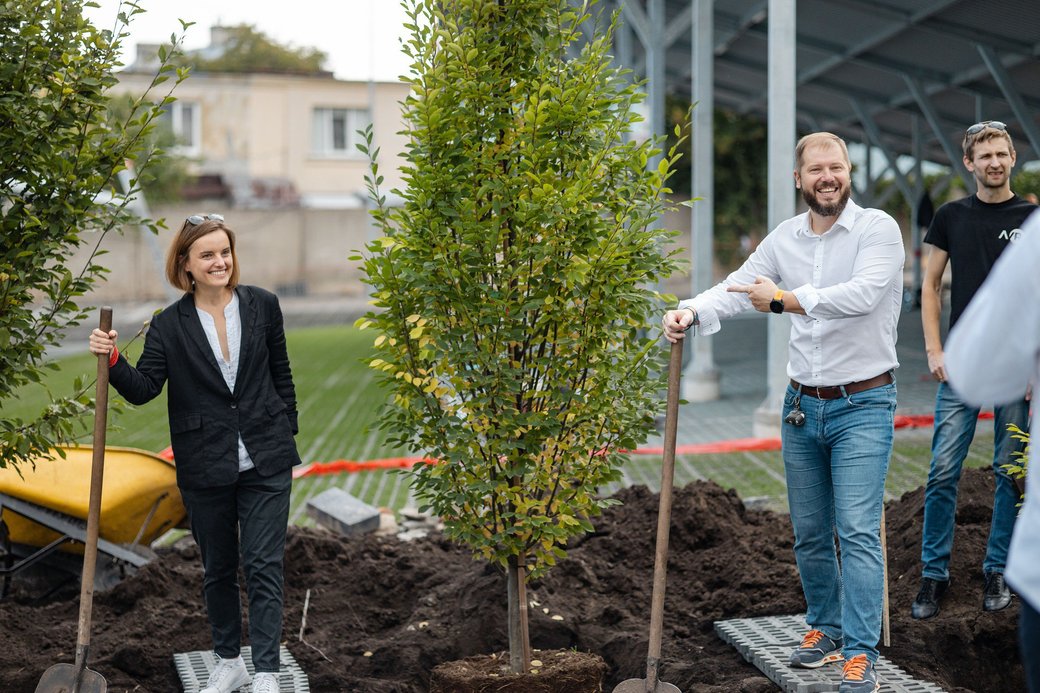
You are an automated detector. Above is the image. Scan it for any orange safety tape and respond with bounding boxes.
[157,409,996,479]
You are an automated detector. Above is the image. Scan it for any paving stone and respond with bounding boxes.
[173,645,309,692]
[715,614,946,693]
[305,486,381,536]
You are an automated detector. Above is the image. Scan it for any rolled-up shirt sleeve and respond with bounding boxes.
[792,213,904,319]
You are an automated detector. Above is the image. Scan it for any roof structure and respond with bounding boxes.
[603,0,1040,424]
[615,0,1040,167]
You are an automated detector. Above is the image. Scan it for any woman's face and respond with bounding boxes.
[184,230,233,292]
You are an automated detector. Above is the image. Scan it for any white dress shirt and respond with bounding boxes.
[946,208,1040,610]
[679,199,904,386]
[196,291,255,473]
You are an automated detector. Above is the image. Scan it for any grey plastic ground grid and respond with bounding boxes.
[715,614,946,693]
[173,645,309,692]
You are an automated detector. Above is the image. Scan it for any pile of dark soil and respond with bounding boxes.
[0,467,1022,692]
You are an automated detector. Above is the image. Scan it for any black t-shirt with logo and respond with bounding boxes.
[924,193,1036,329]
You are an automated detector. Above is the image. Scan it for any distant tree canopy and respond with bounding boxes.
[187,24,328,74]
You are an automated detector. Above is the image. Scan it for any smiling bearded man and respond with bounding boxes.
[663,132,904,693]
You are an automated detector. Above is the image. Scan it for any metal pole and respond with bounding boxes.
[683,0,720,402]
[753,0,796,439]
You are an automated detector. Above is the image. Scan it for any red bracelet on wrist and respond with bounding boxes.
[108,346,119,368]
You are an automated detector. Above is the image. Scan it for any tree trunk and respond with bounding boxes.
[507,554,532,673]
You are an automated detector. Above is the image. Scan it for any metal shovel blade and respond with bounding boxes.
[35,663,107,693]
[613,678,681,693]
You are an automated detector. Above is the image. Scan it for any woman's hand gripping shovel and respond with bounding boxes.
[36,308,113,693]
[613,340,684,693]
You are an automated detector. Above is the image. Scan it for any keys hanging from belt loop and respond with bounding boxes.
[785,384,806,427]
[840,384,850,400]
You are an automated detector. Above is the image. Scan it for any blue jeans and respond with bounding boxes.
[782,382,896,663]
[920,382,1028,580]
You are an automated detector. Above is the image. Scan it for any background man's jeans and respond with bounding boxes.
[782,382,896,663]
[920,382,1028,580]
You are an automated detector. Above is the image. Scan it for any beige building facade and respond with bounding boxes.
[114,31,410,208]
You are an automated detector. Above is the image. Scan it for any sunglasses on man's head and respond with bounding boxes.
[186,213,224,226]
[966,121,1007,136]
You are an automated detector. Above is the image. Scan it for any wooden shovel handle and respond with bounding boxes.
[75,307,112,669]
[645,341,684,687]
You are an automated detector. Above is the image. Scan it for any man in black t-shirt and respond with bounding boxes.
[912,122,1036,620]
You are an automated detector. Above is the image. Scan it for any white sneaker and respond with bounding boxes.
[251,672,280,693]
[200,655,250,693]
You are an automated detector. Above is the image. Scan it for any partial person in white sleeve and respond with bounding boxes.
[663,132,904,693]
[945,209,1038,692]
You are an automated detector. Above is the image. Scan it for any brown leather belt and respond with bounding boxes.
[791,371,893,400]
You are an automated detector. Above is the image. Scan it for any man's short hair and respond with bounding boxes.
[963,124,1015,160]
[795,132,851,171]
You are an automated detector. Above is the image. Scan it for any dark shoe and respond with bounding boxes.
[983,571,1012,612]
[911,577,949,619]
[789,629,844,669]
[839,654,880,693]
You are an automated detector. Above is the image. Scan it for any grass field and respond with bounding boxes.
[5,325,997,525]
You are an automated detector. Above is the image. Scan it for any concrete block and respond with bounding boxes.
[305,487,380,536]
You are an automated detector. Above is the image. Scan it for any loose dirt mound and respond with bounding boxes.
[0,467,1022,692]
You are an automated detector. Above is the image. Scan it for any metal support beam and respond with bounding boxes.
[619,0,651,47]
[910,115,925,307]
[615,2,634,82]
[850,100,915,204]
[647,0,666,175]
[754,0,796,439]
[684,0,720,402]
[903,76,975,191]
[977,45,1040,161]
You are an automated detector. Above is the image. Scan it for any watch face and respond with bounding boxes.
[770,299,784,314]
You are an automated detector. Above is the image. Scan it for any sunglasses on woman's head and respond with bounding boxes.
[186,213,225,226]
[965,121,1007,136]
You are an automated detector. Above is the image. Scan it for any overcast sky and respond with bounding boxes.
[84,0,412,82]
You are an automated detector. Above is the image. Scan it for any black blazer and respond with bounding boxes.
[110,285,302,490]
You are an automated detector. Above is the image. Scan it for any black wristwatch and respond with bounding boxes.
[769,289,785,314]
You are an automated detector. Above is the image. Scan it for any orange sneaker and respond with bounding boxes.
[839,654,879,693]
[788,629,844,668]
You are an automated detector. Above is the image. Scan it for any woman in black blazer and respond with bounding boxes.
[89,214,300,693]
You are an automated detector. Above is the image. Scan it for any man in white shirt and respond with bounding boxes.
[945,208,1039,692]
[663,132,904,693]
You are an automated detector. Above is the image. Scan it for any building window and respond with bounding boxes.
[161,101,201,156]
[312,108,369,158]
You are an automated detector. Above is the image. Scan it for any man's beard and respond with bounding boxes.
[802,184,851,217]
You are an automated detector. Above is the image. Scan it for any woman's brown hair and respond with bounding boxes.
[164,217,240,292]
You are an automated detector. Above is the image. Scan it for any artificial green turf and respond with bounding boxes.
[5,325,998,518]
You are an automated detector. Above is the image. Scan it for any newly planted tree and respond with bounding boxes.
[358,0,684,671]
[0,0,189,470]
